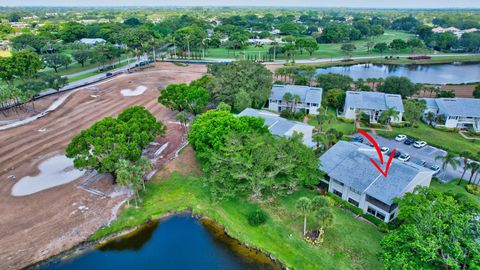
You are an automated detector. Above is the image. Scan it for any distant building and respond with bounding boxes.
[432,26,478,38]
[267,85,323,115]
[342,91,404,123]
[79,38,106,45]
[237,108,315,148]
[420,98,480,132]
[319,141,434,222]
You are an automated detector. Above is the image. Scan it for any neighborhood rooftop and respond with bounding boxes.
[270,85,323,104]
[237,108,314,147]
[345,91,404,112]
[421,98,480,118]
[319,141,431,205]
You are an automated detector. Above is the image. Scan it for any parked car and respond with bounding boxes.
[352,136,364,143]
[106,72,113,77]
[430,164,441,175]
[365,141,374,147]
[395,134,407,142]
[381,147,389,154]
[404,138,415,145]
[413,141,427,148]
[398,153,411,162]
[389,150,401,158]
[415,160,426,166]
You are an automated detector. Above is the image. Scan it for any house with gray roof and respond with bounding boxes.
[342,91,404,123]
[238,108,315,148]
[319,141,434,222]
[267,85,323,115]
[420,98,480,132]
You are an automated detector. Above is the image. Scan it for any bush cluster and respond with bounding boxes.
[466,184,480,195]
[247,208,268,226]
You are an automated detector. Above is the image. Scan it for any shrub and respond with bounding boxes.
[326,192,363,215]
[434,125,459,133]
[390,122,408,128]
[466,184,480,195]
[361,213,388,229]
[246,208,268,226]
[337,116,355,123]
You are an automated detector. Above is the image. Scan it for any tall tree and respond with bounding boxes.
[435,152,460,178]
[296,197,312,236]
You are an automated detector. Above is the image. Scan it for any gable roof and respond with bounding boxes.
[270,85,323,104]
[426,98,480,118]
[319,141,431,205]
[237,108,315,147]
[344,91,404,113]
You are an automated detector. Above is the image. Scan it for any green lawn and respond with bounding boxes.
[308,107,357,136]
[92,172,384,270]
[377,122,480,155]
[67,60,131,83]
[430,178,480,207]
[205,31,427,60]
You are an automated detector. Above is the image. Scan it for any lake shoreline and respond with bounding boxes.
[27,210,286,270]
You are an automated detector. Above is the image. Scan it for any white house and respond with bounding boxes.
[238,108,315,148]
[267,85,323,115]
[421,98,480,132]
[342,91,404,123]
[319,141,434,222]
[79,38,106,45]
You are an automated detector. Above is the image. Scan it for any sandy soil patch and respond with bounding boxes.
[0,62,206,270]
[120,85,148,97]
[11,155,85,196]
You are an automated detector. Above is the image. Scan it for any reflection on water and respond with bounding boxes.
[39,215,281,270]
[316,62,480,84]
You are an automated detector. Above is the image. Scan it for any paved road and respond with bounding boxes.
[354,132,478,182]
[203,53,480,64]
[64,57,136,78]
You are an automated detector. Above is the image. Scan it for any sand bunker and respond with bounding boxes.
[11,155,85,196]
[120,86,148,97]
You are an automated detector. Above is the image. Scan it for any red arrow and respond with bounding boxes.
[358,129,396,177]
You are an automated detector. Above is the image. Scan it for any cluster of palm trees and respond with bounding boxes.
[435,151,480,186]
[425,111,447,126]
[295,196,332,243]
[282,92,302,112]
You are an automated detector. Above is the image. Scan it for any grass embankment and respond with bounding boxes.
[430,178,480,206]
[207,30,423,60]
[377,122,480,155]
[92,172,384,270]
[67,61,132,83]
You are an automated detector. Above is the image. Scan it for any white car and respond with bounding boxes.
[381,147,390,154]
[413,141,427,148]
[398,153,411,162]
[395,134,407,142]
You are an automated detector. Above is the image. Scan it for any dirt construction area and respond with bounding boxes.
[0,62,206,269]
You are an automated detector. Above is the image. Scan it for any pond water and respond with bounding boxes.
[316,62,480,84]
[38,215,281,270]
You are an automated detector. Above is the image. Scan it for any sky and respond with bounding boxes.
[0,0,480,8]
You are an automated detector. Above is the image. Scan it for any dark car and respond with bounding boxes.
[352,136,364,143]
[388,150,401,158]
[106,72,113,77]
[404,138,415,145]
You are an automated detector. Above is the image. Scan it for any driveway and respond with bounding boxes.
[353,132,477,182]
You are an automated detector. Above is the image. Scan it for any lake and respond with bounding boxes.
[316,62,480,84]
[37,214,281,270]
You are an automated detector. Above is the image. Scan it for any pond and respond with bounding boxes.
[37,214,281,270]
[316,62,480,84]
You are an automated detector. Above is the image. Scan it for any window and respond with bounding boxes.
[376,212,386,221]
[311,103,318,107]
[348,198,359,207]
[367,207,376,215]
[349,187,361,195]
[332,179,344,186]
[333,190,343,198]
[390,212,396,220]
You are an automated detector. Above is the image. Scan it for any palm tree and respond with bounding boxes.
[296,197,312,236]
[435,152,460,178]
[458,151,472,185]
[467,162,480,185]
[292,94,301,112]
[425,111,436,126]
[176,111,188,137]
[378,107,399,125]
[283,92,293,111]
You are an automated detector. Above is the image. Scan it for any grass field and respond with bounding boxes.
[430,178,480,206]
[308,108,357,136]
[205,31,428,60]
[0,50,11,57]
[92,172,384,270]
[377,122,480,155]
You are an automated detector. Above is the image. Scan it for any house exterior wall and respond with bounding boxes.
[343,107,403,124]
[268,99,320,115]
